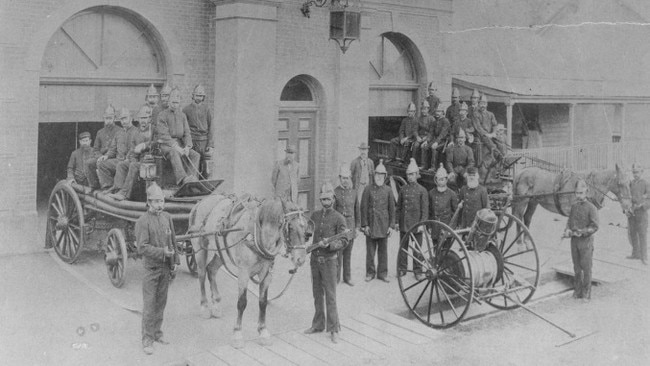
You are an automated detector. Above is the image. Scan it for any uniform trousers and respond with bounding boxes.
[97,158,124,189]
[84,157,101,189]
[310,255,340,332]
[571,239,593,298]
[116,161,141,199]
[142,263,171,344]
[366,236,388,279]
[389,138,414,161]
[159,145,200,185]
[398,232,423,274]
[191,139,209,179]
[627,209,648,260]
[337,238,354,283]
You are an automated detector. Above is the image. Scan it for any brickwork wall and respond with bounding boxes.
[0,0,215,253]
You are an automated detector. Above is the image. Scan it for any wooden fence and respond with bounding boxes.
[511,141,650,172]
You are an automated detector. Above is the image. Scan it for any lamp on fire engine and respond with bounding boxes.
[300,0,361,54]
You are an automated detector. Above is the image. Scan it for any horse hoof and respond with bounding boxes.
[200,305,211,319]
[259,329,272,346]
[210,304,222,318]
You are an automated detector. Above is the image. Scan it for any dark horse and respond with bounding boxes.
[188,195,308,348]
[512,164,631,243]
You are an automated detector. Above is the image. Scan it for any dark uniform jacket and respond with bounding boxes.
[398,116,418,141]
[136,210,176,269]
[446,102,461,126]
[426,95,440,116]
[310,208,348,257]
[630,178,650,212]
[566,200,599,247]
[334,185,360,230]
[67,146,93,182]
[429,188,459,224]
[428,116,450,146]
[93,124,120,157]
[396,182,428,232]
[126,128,152,162]
[473,109,498,137]
[450,117,475,141]
[183,103,214,148]
[417,115,435,139]
[350,156,374,189]
[446,144,475,174]
[156,108,193,148]
[106,126,136,161]
[360,183,395,238]
[459,185,489,228]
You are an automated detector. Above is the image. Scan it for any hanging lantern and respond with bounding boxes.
[301,0,361,54]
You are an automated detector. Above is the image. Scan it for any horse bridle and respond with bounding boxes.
[280,210,309,251]
[584,172,630,208]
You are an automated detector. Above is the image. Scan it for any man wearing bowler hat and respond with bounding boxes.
[350,142,374,204]
[272,144,300,203]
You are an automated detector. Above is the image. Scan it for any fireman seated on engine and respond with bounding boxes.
[154,87,200,186]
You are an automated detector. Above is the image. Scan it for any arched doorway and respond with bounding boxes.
[278,75,323,212]
[37,6,167,207]
[368,32,426,142]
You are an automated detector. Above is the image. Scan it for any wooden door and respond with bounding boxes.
[277,110,317,212]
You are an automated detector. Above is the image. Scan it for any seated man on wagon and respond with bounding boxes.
[67,131,94,186]
[85,105,120,189]
[155,87,200,186]
[446,128,475,189]
[412,100,435,168]
[472,94,501,160]
[423,104,450,171]
[110,106,153,201]
[98,107,136,193]
[389,102,418,162]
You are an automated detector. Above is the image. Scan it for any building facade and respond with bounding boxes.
[0,0,452,254]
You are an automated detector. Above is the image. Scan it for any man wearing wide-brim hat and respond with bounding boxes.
[627,163,650,264]
[350,142,374,203]
[272,144,300,203]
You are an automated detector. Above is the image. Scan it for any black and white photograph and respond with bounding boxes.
[1,0,649,364]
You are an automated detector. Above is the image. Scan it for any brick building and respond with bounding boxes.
[0,0,452,254]
[4,0,650,255]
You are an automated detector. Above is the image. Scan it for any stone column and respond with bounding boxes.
[212,2,278,196]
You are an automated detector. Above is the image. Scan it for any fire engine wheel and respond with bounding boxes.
[47,181,85,264]
[184,240,198,276]
[105,228,128,288]
[397,220,475,329]
[484,211,540,310]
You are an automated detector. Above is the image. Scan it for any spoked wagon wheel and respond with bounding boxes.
[105,228,128,288]
[484,211,540,310]
[47,181,85,264]
[397,220,475,329]
[184,240,198,276]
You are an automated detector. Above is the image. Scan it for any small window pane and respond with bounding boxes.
[280,78,313,101]
[298,139,309,176]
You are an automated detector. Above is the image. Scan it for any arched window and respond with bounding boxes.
[280,78,313,101]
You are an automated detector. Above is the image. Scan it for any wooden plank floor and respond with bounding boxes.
[187,310,441,365]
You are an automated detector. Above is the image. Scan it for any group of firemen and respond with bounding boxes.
[388,83,508,188]
[66,84,213,201]
[65,84,214,355]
